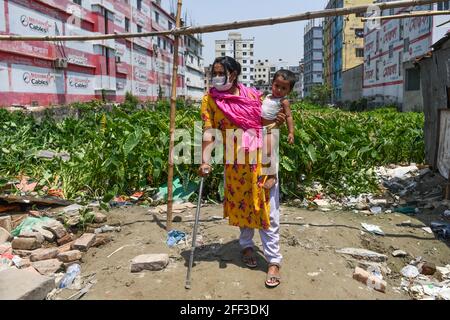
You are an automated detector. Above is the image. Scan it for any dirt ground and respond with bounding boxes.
[53,203,450,300]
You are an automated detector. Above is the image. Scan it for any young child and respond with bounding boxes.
[261,69,296,189]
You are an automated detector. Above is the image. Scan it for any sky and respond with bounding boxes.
[162,0,329,66]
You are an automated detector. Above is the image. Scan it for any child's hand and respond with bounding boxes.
[288,133,294,144]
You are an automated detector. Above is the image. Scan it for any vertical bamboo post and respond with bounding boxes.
[167,0,183,231]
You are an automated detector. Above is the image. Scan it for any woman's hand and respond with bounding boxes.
[198,163,212,177]
[275,109,287,126]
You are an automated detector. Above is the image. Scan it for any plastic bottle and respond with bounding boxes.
[59,264,81,289]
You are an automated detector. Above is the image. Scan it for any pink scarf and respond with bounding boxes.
[209,83,262,151]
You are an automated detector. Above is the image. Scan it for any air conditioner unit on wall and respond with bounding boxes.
[54,58,68,69]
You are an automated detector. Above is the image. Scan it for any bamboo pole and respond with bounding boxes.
[361,10,450,21]
[437,18,450,27]
[0,0,444,42]
[166,0,183,231]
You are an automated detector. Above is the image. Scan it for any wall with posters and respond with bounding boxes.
[363,1,432,108]
[0,0,187,107]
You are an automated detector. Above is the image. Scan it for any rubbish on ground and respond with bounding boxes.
[430,221,450,239]
[153,178,198,202]
[94,225,121,234]
[369,206,382,214]
[0,194,71,206]
[392,250,407,257]
[130,192,144,201]
[335,248,387,262]
[361,223,385,236]
[62,204,83,214]
[10,216,54,237]
[148,202,196,215]
[110,196,133,207]
[352,266,386,293]
[443,210,450,218]
[418,262,436,276]
[0,204,21,213]
[66,279,97,300]
[15,177,38,193]
[107,244,134,258]
[166,230,186,247]
[36,150,70,162]
[394,206,418,215]
[422,227,433,234]
[401,265,420,278]
[59,263,81,289]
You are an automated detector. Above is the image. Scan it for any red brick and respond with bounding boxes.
[72,233,96,252]
[30,248,59,262]
[12,237,41,251]
[57,250,82,263]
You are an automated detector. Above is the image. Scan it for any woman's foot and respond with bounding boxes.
[265,263,281,288]
[263,176,277,190]
[241,247,257,268]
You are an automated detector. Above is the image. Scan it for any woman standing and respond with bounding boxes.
[199,56,285,288]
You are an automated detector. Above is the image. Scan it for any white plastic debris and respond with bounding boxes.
[370,206,382,214]
[401,265,420,278]
[361,223,385,236]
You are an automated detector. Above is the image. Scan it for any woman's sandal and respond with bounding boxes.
[265,263,281,288]
[241,247,257,268]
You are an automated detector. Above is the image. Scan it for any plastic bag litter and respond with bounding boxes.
[10,217,54,237]
[154,178,198,203]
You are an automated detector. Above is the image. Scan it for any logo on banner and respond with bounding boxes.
[20,15,51,33]
[68,54,88,66]
[23,72,53,86]
[69,77,90,89]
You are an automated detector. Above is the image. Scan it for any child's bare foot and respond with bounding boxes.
[263,176,277,189]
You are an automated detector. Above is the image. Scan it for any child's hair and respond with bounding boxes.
[212,56,241,85]
[272,69,296,90]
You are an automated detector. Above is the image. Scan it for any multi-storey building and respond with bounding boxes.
[303,19,324,97]
[289,63,304,98]
[362,0,448,110]
[323,0,370,103]
[254,59,271,93]
[184,33,204,101]
[215,32,255,87]
[0,0,186,107]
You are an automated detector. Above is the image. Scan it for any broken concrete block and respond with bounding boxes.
[0,216,12,232]
[0,242,12,255]
[353,266,386,293]
[72,233,96,252]
[30,248,59,262]
[56,233,74,246]
[130,254,169,272]
[0,268,55,300]
[22,266,41,276]
[17,258,31,269]
[57,241,75,254]
[93,212,107,223]
[92,234,112,247]
[336,248,388,262]
[392,250,408,257]
[13,249,33,257]
[31,259,63,276]
[57,250,82,263]
[0,227,11,243]
[12,237,41,251]
[19,231,44,244]
[31,226,55,242]
[43,221,67,239]
[62,204,83,214]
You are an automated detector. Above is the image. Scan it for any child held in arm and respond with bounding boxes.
[261,69,296,189]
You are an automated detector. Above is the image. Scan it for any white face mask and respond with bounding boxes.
[212,76,233,91]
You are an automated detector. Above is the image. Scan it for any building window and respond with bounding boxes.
[389,44,394,58]
[356,48,364,57]
[170,43,173,54]
[157,37,161,47]
[243,60,247,63]
[137,0,142,11]
[221,52,225,56]
[125,17,130,32]
[137,24,142,33]
[250,44,253,48]
[73,0,82,5]
[355,12,364,17]
[438,2,450,10]
[243,44,247,48]
[221,44,225,48]
[243,75,247,79]
[405,68,420,91]
[154,11,160,24]
[168,21,173,30]
[243,68,247,71]
[163,39,167,50]
[243,52,247,56]
[250,60,254,64]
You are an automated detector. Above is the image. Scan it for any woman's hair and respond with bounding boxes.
[211,56,241,85]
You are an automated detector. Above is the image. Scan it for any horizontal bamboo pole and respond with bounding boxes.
[437,18,450,27]
[361,10,450,21]
[0,0,444,42]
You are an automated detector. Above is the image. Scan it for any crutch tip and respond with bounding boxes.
[185,282,191,290]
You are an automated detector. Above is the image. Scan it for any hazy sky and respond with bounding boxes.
[163,0,329,66]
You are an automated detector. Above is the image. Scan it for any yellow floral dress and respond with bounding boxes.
[201,94,271,230]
